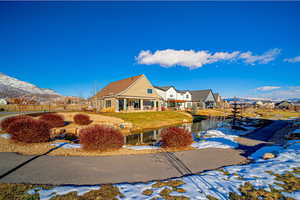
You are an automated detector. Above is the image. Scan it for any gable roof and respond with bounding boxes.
[190,89,213,102]
[177,90,190,94]
[95,74,143,98]
[154,86,175,91]
[213,93,221,100]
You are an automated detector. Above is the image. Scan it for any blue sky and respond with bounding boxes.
[0,1,299,99]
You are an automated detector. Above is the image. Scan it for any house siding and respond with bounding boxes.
[119,76,159,99]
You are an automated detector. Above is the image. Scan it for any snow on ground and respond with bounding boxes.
[293,128,300,134]
[27,185,100,200]
[29,141,300,200]
[249,145,284,161]
[191,138,238,149]
[191,129,239,149]
[0,133,11,139]
[50,142,81,149]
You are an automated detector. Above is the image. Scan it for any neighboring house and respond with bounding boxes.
[213,93,223,108]
[275,101,293,110]
[154,86,192,110]
[0,98,7,105]
[91,74,161,112]
[294,104,300,112]
[190,89,217,109]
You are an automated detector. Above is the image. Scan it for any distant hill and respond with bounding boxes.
[0,73,62,101]
[224,97,300,103]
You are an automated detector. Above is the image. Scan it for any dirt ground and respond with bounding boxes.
[0,136,194,156]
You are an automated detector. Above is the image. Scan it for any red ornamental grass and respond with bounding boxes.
[0,115,33,131]
[80,125,124,151]
[39,113,65,128]
[161,127,193,148]
[73,114,91,125]
[8,118,51,143]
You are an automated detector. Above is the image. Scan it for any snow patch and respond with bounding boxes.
[27,185,100,200]
[293,128,300,134]
[0,133,11,139]
[50,142,81,149]
[249,145,284,161]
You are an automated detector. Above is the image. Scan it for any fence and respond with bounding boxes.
[0,104,88,112]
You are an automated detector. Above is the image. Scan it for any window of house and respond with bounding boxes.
[147,89,153,94]
[186,95,189,98]
[105,100,111,108]
[170,94,174,97]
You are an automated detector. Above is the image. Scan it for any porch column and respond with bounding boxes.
[140,133,143,144]
[124,136,127,144]
[140,99,144,110]
[153,130,157,140]
[115,99,119,112]
[153,100,157,111]
[124,99,127,111]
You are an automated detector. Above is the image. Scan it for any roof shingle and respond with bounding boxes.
[95,75,143,98]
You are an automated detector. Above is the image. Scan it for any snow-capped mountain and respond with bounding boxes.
[0,73,61,98]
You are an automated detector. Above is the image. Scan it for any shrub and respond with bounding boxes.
[39,113,65,128]
[80,125,124,151]
[73,114,91,125]
[0,115,32,131]
[161,127,193,148]
[7,118,50,143]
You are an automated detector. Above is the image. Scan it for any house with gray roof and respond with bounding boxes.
[190,89,217,109]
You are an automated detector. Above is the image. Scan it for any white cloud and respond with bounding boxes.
[255,86,300,100]
[136,48,280,69]
[256,86,281,91]
[239,48,281,65]
[284,56,300,63]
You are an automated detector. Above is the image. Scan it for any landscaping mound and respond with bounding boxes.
[39,113,65,128]
[73,114,91,125]
[8,118,51,143]
[80,125,124,151]
[161,127,193,148]
[0,115,33,131]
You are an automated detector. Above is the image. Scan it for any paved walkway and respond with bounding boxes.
[0,120,290,185]
[0,148,246,185]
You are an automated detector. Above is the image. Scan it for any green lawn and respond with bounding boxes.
[102,111,192,131]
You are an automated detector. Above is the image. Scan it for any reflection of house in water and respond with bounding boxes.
[125,117,225,145]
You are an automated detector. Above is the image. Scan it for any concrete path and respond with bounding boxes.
[0,148,246,185]
[0,120,290,185]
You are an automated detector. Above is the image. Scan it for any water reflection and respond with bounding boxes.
[125,117,227,145]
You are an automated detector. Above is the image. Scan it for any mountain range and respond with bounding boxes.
[0,73,61,101]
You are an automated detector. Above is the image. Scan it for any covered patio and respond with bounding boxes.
[166,99,186,110]
[117,97,160,112]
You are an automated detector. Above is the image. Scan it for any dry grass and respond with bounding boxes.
[241,108,300,119]
[0,135,194,156]
[39,112,127,135]
[196,109,231,117]
[196,108,300,120]
[0,104,87,112]
[102,111,192,133]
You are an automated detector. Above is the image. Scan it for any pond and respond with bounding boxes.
[125,117,229,145]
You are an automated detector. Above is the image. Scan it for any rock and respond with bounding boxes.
[119,122,133,129]
[263,153,275,160]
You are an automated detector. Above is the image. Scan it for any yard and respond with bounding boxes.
[196,108,300,120]
[101,111,193,133]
